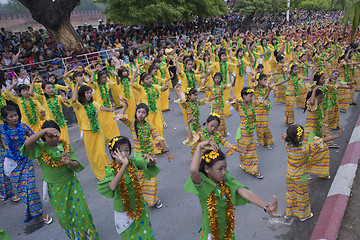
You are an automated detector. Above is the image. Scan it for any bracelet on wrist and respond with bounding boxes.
[264,205,269,212]
[163,150,169,153]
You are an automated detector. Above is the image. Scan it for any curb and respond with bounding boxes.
[310,117,360,240]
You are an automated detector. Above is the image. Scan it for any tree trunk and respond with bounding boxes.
[46,19,83,51]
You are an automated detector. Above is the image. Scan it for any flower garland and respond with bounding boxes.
[203,128,221,149]
[82,102,100,133]
[257,86,272,111]
[317,55,324,71]
[97,82,111,108]
[207,181,235,240]
[3,123,27,162]
[41,140,69,168]
[236,57,244,77]
[329,85,338,111]
[219,61,228,84]
[159,67,166,79]
[144,84,159,113]
[344,64,350,82]
[129,63,135,75]
[137,57,144,65]
[20,97,38,125]
[316,105,324,137]
[184,70,196,89]
[291,75,300,97]
[204,61,211,75]
[240,101,257,135]
[322,85,329,110]
[262,45,271,60]
[46,95,66,128]
[213,84,224,109]
[0,94,5,111]
[303,62,309,77]
[108,66,115,78]
[122,77,131,98]
[189,101,200,132]
[286,40,292,55]
[111,159,143,220]
[136,121,151,154]
[251,50,258,68]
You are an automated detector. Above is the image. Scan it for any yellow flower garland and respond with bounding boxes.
[111,160,143,220]
[297,126,303,139]
[41,140,69,168]
[207,181,235,240]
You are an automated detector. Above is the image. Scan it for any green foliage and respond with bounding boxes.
[343,1,360,38]
[233,0,287,17]
[96,0,228,25]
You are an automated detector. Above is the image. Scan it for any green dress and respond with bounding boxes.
[184,171,251,240]
[97,156,160,239]
[20,142,99,240]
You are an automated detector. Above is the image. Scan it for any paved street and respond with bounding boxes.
[1,83,359,240]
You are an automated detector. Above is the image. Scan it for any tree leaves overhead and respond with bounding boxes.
[342,1,360,38]
[233,0,287,17]
[96,0,228,25]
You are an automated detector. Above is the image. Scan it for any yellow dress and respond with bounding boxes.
[88,81,120,144]
[209,61,238,117]
[0,92,7,124]
[131,82,164,154]
[230,56,249,99]
[3,91,44,133]
[71,100,110,180]
[34,93,70,143]
[108,79,136,121]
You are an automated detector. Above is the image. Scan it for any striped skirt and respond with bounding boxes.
[296,84,308,109]
[285,177,311,219]
[255,107,273,146]
[307,142,330,178]
[10,160,43,222]
[237,128,259,175]
[0,147,15,201]
[137,170,159,207]
[328,104,340,130]
[338,88,351,110]
[285,93,296,124]
[212,103,227,136]
[275,83,286,104]
[49,175,99,239]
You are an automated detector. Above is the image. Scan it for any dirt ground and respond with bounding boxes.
[338,167,360,239]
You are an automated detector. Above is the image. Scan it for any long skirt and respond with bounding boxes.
[234,75,244,100]
[98,110,120,144]
[307,141,330,178]
[285,93,296,124]
[212,103,227,136]
[0,147,15,201]
[147,111,164,154]
[49,175,99,239]
[116,203,155,239]
[338,88,351,111]
[285,177,311,219]
[296,83,308,109]
[328,105,340,130]
[275,82,286,104]
[10,160,43,222]
[223,88,231,117]
[83,129,110,180]
[137,170,159,207]
[237,128,259,175]
[255,107,273,146]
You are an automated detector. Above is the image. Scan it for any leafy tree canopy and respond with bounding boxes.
[96,0,229,25]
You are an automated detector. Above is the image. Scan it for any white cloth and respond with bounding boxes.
[42,181,50,202]
[4,157,17,177]
[114,211,134,235]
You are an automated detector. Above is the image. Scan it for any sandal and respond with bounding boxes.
[256,141,260,147]
[163,123,168,129]
[42,214,53,225]
[267,145,273,150]
[255,173,263,179]
[10,195,20,202]
[328,143,340,149]
[299,212,313,222]
[155,200,163,209]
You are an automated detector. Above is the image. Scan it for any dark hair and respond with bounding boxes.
[74,71,84,78]
[275,54,284,63]
[313,72,325,85]
[258,73,267,81]
[203,114,220,126]
[185,88,198,102]
[256,64,264,70]
[236,48,244,57]
[41,81,55,98]
[285,124,304,147]
[41,120,61,142]
[304,88,323,112]
[48,73,57,82]
[218,50,227,60]
[134,103,149,138]
[78,85,93,104]
[108,136,132,160]
[1,105,17,121]
[290,64,298,74]
[139,72,150,85]
[148,64,157,75]
[97,70,107,82]
[18,84,30,93]
[199,149,226,175]
[241,87,254,98]
[213,72,223,83]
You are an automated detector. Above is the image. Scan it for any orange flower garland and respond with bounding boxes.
[41,140,69,168]
[111,159,143,220]
[207,181,235,240]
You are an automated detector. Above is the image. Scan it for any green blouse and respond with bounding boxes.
[184,171,250,239]
[20,142,84,184]
[97,156,160,212]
